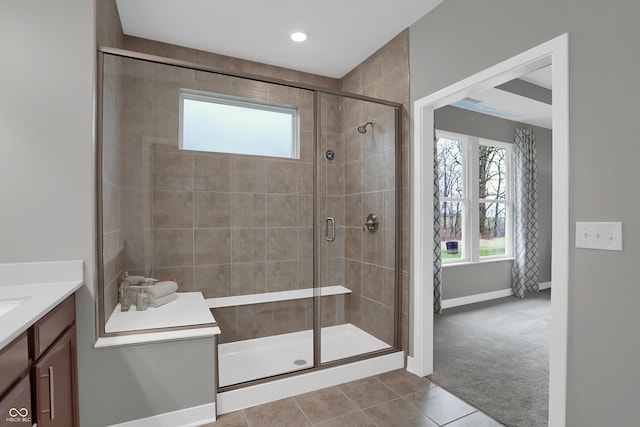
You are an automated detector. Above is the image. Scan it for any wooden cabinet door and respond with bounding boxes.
[33,327,77,427]
[0,375,32,427]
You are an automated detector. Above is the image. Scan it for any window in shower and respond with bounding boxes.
[179,89,300,159]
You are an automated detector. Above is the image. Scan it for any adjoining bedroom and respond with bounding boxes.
[431,67,553,427]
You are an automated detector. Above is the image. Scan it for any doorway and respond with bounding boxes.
[409,34,569,427]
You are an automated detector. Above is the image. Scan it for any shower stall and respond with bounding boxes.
[97,48,402,404]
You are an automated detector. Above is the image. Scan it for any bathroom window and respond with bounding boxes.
[437,130,513,263]
[179,89,300,159]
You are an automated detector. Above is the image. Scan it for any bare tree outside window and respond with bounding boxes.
[437,133,512,262]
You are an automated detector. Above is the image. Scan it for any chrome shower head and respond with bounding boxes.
[357,120,376,134]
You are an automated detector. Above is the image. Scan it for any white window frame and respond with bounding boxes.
[436,130,513,264]
[179,88,300,159]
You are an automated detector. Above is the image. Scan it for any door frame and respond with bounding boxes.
[408,33,569,426]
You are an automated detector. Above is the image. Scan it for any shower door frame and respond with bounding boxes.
[95,46,404,390]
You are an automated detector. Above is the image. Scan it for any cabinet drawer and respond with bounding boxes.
[32,295,75,360]
[0,374,32,427]
[0,332,29,398]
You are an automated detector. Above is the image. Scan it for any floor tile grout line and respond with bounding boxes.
[240,407,251,427]
[439,410,480,426]
[290,396,314,426]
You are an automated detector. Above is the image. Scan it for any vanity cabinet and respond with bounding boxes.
[0,332,31,427]
[31,295,78,427]
[0,294,78,427]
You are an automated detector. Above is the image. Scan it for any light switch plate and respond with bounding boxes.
[575,221,622,251]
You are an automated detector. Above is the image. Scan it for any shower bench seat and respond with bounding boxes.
[206,285,351,308]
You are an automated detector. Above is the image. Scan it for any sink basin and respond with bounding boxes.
[0,298,28,318]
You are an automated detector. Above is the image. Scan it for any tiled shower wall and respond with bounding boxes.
[102,56,125,321]
[342,31,410,352]
[101,30,410,352]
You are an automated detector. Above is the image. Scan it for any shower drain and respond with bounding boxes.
[293,359,307,366]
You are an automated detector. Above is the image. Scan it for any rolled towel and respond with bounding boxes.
[148,292,177,308]
[126,275,146,285]
[146,280,178,298]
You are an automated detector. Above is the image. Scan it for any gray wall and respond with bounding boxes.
[410,1,640,425]
[435,106,552,299]
[1,1,215,426]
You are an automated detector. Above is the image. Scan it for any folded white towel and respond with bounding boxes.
[146,281,178,298]
[148,292,177,308]
[126,275,147,285]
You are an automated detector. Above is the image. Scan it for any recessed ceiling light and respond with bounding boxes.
[290,32,307,42]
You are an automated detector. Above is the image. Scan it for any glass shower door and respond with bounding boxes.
[317,93,399,365]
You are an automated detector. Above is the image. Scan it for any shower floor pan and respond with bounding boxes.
[218,323,389,387]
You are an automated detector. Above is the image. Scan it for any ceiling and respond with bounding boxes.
[452,66,553,129]
[115,0,446,79]
[115,1,552,128]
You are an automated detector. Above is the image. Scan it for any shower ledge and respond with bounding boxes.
[207,285,351,309]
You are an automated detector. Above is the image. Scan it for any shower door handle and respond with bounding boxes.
[325,217,336,242]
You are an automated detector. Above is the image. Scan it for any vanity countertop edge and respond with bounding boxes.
[0,260,84,350]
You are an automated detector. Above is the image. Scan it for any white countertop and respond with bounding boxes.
[105,292,217,333]
[0,260,84,349]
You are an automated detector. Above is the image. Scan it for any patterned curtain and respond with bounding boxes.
[512,128,539,298]
[434,144,443,313]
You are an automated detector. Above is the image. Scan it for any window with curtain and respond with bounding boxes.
[436,130,513,264]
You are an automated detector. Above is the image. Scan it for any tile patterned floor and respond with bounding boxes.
[203,369,505,426]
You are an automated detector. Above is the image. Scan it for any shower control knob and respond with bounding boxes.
[325,149,335,161]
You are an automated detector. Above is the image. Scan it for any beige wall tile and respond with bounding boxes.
[153,151,194,190]
[266,160,298,193]
[298,260,313,289]
[152,191,193,229]
[231,228,265,263]
[266,194,297,227]
[153,229,194,267]
[152,266,194,292]
[297,163,313,195]
[362,154,384,192]
[266,228,298,261]
[297,195,313,228]
[195,192,231,228]
[230,193,265,228]
[194,264,232,298]
[194,228,231,265]
[345,259,362,295]
[212,306,236,343]
[344,227,362,261]
[345,194,362,228]
[194,153,231,191]
[384,228,396,269]
[326,163,344,196]
[231,157,266,192]
[236,304,273,340]
[231,262,265,295]
[297,228,313,260]
[362,263,384,303]
[272,300,307,335]
[152,80,180,114]
[266,261,298,292]
[362,227,384,266]
[344,160,361,195]
[152,111,179,141]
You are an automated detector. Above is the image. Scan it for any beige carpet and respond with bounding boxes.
[430,290,550,427]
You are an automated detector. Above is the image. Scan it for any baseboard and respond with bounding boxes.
[539,281,552,290]
[108,403,216,427]
[442,282,552,309]
[441,288,513,309]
